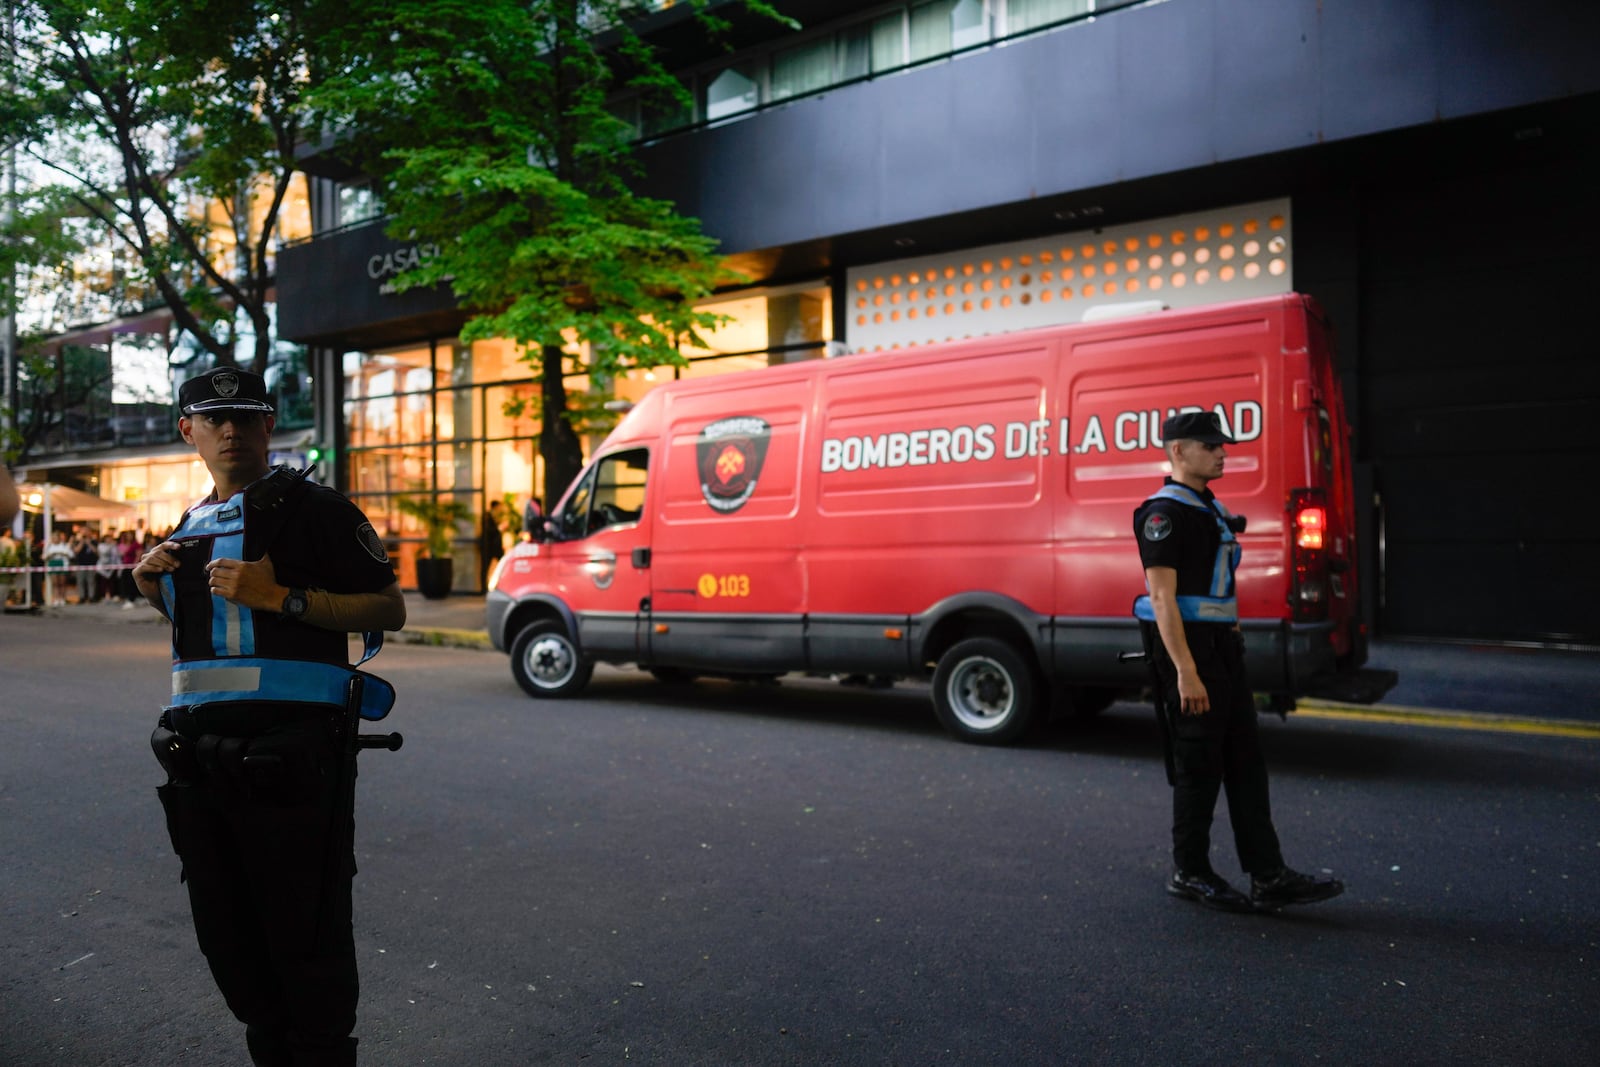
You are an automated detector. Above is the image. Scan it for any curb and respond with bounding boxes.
[394,627,493,651]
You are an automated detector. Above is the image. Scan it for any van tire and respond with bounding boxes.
[932,637,1040,744]
[510,620,594,698]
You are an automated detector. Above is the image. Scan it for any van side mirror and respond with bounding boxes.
[528,518,555,543]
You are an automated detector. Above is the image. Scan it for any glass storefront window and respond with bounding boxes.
[345,344,432,400]
[438,387,479,443]
[487,438,541,516]
[345,343,436,448]
[467,337,533,386]
[681,284,832,366]
[438,441,475,493]
[348,446,433,498]
[439,342,466,388]
[485,383,541,441]
[100,455,213,537]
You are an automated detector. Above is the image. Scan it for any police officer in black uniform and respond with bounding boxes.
[1133,410,1343,913]
[135,368,405,1065]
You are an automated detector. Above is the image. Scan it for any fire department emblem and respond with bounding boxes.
[1142,512,1172,542]
[212,370,240,398]
[697,416,770,514]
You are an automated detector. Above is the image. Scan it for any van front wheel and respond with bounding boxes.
[932,637,1039,744]
[511,620,594,698]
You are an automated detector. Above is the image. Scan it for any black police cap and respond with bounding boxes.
[1161,410,1234,445]
[179,368,275,415]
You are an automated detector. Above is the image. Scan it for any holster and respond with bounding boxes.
[151,725,201,785]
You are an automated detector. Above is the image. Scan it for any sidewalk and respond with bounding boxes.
[6,590,492,648]
[14,592,1598,721]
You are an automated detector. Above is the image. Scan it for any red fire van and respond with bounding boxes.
[487,293,1391,743]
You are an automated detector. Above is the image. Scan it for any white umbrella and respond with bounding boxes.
[16,482,137,524]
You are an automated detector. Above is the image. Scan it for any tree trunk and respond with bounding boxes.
[538,342,584,508]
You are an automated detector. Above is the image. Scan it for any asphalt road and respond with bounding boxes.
[3,613,1597,1065]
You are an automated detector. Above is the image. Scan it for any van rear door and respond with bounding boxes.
[1292,301,1361,661]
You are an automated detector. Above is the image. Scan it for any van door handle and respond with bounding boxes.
[631,547,651,568]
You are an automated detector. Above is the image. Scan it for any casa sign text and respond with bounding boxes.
[368,243,440,285]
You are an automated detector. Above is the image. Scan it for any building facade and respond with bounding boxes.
[274,0,1597,643]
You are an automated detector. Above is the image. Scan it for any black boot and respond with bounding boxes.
[1250,866,1345,909]
[1167,870,1253,913]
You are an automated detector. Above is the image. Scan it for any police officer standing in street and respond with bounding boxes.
[1133,410,1343,913]
[134,368,405,1065]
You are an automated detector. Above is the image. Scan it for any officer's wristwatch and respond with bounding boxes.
[281,587,310,620]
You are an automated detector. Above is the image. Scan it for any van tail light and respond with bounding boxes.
[1288,488,1328,621]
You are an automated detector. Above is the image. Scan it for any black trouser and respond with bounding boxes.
[156,710,358,1067]
[1150,623,1284,878]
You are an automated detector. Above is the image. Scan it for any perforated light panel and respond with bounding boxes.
[844,198,1292,352]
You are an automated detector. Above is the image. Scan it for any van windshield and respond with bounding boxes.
[556,448,649,539]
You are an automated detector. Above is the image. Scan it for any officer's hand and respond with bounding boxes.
[132,541,183,587]
[204,553,282,611]
[1176,667,1211,715]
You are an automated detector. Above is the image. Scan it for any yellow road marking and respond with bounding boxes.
[1294,699,1600,740]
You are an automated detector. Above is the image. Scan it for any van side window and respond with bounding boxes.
[557,448,649,538]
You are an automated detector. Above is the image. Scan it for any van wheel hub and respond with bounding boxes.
[930,636,1040,744]
[527,635,576,686]
[950,657,1014,723]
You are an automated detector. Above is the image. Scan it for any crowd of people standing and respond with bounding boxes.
[1,523,164,608]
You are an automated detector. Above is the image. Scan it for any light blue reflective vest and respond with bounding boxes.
[161,485,395,721]
[1133,483,1241,625]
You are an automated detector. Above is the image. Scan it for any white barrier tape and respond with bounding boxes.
[0,564,129,574]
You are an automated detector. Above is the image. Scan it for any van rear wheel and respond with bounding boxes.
[510,620,594,698]
[932,637,1039,744]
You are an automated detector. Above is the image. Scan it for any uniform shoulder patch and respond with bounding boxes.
[357,522,389,563]
[1142,511,1173,542]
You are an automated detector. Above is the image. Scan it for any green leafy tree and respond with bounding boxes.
[0,0,325,375]
[311,0,796,503]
